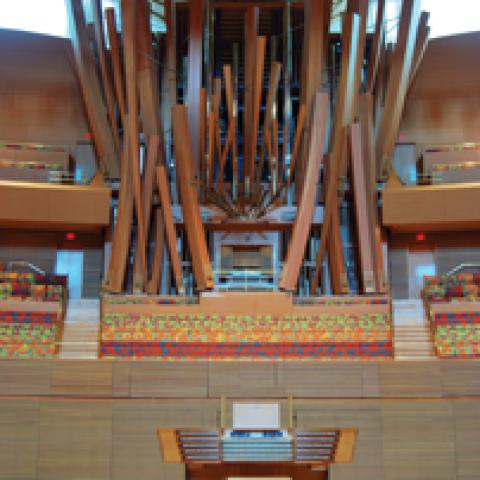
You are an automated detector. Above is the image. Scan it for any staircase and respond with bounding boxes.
[59,299,100,359]
[392,299,436,360]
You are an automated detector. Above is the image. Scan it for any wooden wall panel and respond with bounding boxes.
[129,363,209,398]
[37,400,113,480]
[378,362,442,397]
[50,360,113,397]
[277,363,365,398]
[0,400,39,480]
[401,32,480,151]
[0,398,480,479]
[453,401,480,479]
[2,360,480,401]
[112,401,213,480]
[0,181,111,229]
[208,363,281,398]
[0,30,88,144]
[380,400,456,480]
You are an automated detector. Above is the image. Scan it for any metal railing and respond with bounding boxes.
[446,264,480,276]
[6,261,46,275]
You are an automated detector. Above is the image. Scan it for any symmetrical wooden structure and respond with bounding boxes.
[65,0,430,295]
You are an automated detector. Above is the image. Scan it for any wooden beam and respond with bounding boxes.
[132,135,160,291]
[91,0,120,153]
[104,127,133,293]
[162,0,177,141]
[66,0,119,178]
[350,123,375,293]
[377,0,421,176]
[262,61,282,183]
[207,110,215,187]
[409,11,430,88]
[348,0,369,114]
[136,0,161,137]
[366,0,385,93]
[297,0,329,201]
[147,209,165,294]
[248,35,266,193]
[172,105,214,291]
[243,6,259,187]
[156,165,184,294]
[222,65,238,198]
[122,0,147,290]
[286,104,305,189]
[105,8,126,124]
[311,11,361,294]
[187,0,205,175]
[279,92,329,291]
[199,87,207,187]
[359,93,386,292]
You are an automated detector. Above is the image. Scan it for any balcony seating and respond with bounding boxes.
[0,310,62,358]
[0,272,67,302]
[100,312,392,360]
[0,272,67,358]
[423,274,480,358]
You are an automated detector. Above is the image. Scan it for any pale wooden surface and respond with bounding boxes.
[1,397,480,480]
[3,359,480,400]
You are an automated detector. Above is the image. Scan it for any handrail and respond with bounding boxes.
[446,263,480,276]
[6,261,46,275]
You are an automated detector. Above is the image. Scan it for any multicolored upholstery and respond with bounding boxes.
[433,312,480,358]
[100,313,393,360]
[0,311,61,358]
[0,272,67,301]
[423,274,480,302]
[424,275,480,358]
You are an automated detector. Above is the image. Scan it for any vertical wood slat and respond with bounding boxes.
[262,62,282,183]
[377,0,421,176]
[163,0,177,142]
[243,6,259,187]
[121,0,147,289]
[105,127,133,292]
[248,36,266,193]
[408,11,430,88]
[279,93,329,291]
[156,165,184,294]
[199,88,208,188]
[132,0,167,292]
[350,123,375,293]
[207,110,215,187]
[172,105,214,291]
[222,65,238,199]
[366,0,385,93]
[297,0,329,201]
[311,12,362,294]
[91,0,120,153]
[105,8,126,124]
[187,0,205,175]
[148,209,165,295]
[286,104,305,189]
[66,0,119,178]
[359,93,386,292]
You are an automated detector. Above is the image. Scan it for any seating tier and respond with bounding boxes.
[0,311,61,358]
[100,313,392,360]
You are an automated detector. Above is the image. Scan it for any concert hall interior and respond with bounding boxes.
[1,1,480,479]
